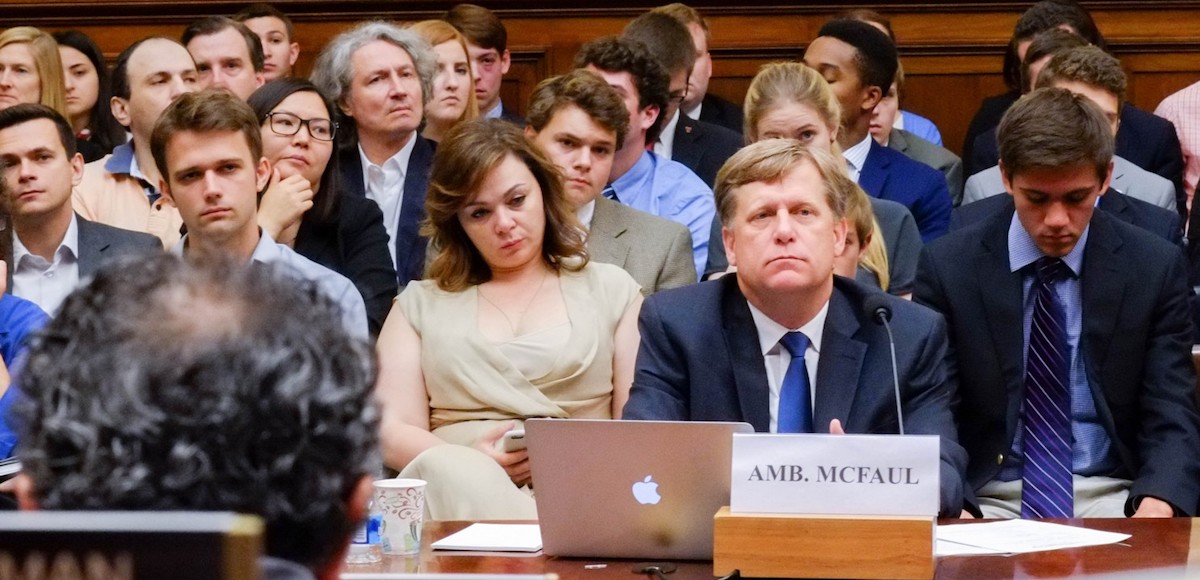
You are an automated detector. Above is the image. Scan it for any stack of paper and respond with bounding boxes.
[431,524,543,553]
[937,520,1130,557]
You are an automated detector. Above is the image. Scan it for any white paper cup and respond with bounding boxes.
[374,478,427,555]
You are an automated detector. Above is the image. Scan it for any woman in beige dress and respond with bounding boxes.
[375,119,642,519]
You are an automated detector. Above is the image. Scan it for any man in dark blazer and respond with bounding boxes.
[916,88,1200,518]
[0,104,159,316]
[624,139,968,517]
[311,22,436,286]
[671,114,742,188]
[697,93,744,135]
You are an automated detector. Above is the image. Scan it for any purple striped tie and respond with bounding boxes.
[1021,257,1074,518]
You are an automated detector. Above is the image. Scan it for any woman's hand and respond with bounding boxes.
[473,421,532,487]
[257,168,314,240]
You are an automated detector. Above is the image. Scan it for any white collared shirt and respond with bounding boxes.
[683,100,702,121]
[654,109,681,159]
[575,199,596,230]
[12,213,80,316]
[746,299,830,433]
[841,133,873,183]
[359,136,417,269]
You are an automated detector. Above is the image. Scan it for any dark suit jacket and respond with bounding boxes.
[951,190,1183,248]
[295,193,398,338]
[498,103,525,126]
[337,136,436,286]
[961,90,1019,176]
[671,115,742,188]
[9,215,162,290]
[914,209,1200,515]
[967,103,1187,222]
[888,129,964,207]
[624,275,969,516]
[860,140,952,243]
[697,93,744,135]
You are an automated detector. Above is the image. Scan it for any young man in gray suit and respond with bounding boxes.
[526,70,695,294]
[0,104,160,316]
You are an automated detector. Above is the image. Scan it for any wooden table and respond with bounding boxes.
[345,519,1200,578]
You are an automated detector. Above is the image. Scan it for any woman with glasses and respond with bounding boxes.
[248,78,397,337]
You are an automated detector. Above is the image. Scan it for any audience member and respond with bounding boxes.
[151,89,367,340]
[708,61,922,298]
[0,28,66,118]
[444,4,522,123]
[870,66,963,206]
[375,119,641,520]
[573,36,713,278]
[182,16,265,100]
[525,69,695,293]
[622,11,741,188]
[234,3,300,81]
[248,79,397,337]
[0,104,159,315]
[965,45,1178,216]
[52,31,125,161]
[14,253,379,580]
[916,88,1200,518]
[651,3,743,135]
[74,37,196,247]
[835,181,890,291]
[410,20,479,143]
[311,21,436,286]
[622,139,968,517]
[803,19,952,242]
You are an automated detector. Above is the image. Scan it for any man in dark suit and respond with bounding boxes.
[624,139,968,517]
[0,104,159,316]
[311,22,436,286]
[916,88,1200,518]
[803,19,951,242]
[650,3,744,135]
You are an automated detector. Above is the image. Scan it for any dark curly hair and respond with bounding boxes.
[573,36,670,144]
[17,253,379,573]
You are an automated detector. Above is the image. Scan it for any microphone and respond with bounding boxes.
[863,294,904,435]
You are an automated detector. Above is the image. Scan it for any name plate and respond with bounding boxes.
[730,433,939,516]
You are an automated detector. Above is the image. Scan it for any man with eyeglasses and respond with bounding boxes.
[444,4,524,124]
[573,36,714,280]
[623,10,741,189]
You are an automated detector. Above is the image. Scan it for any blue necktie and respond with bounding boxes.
[602,185,619,203]
[778,332,813,433]
[1021,257,1074,518]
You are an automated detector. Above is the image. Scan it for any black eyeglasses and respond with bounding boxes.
[266,112,336,141]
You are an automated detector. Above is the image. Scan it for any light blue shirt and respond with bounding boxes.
[609,150,714,279]
[173,230,369,341]
[105,142,161,203]
[997,214,1118,481]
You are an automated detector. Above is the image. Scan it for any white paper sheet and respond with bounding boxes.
[430,523,543,552]
[936,520,1130,556]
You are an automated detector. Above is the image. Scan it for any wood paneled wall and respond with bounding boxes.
[8,1,1200,155]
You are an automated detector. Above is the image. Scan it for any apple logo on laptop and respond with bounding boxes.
[632,475,661,505]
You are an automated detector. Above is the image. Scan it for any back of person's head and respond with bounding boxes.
[424,119,587,291]
[17,253,379,573]
[0,103,77,157]
[1003,0,1106,91]
[834,8,895,42]
[998,87,1113,182]
[572,36,670,143]
[743,62,841,143]
[1035,44,1126,108]
[0,27,67,118]
[51,30,126,151]
[150,89,262,181]
[621,11,696,79]
[526,69,630,146]
[715,139,852,226]
[233,3,296,40]
[182,16,265,73]
[814,19,898,93]
[443,3,507,52]
[1019,28,1087,92]
[650,3,709,41]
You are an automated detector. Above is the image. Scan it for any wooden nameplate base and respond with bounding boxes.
[712,506,934,579]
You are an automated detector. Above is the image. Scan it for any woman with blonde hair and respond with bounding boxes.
[710,61,919,297]
[0,27,67,118]
[375,119,642,519]
[409,20,479,142]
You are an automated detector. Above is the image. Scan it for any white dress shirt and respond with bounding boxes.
[12,214,80,316]
[683,100,702,121]
[575,199,596,230]
[841,133,873,184]
[654,109,681,159]
[359,136,417,269]
[746,299,830,433]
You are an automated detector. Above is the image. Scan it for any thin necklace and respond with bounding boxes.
[478,269,550,335]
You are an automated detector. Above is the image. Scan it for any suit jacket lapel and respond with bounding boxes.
[859,140,889,197]
[1080,213,1125,388]
[1097,188,1131,225]
[977,211,1025,402]
[888,130,911,155]
[671,117,703,170]
[813,288,865,431]
[395,137,433,283]
[75,216,107,279]
[587,199,631,268]
[721,276,771,432]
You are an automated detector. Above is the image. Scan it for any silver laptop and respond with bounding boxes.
[526,419,753,560]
